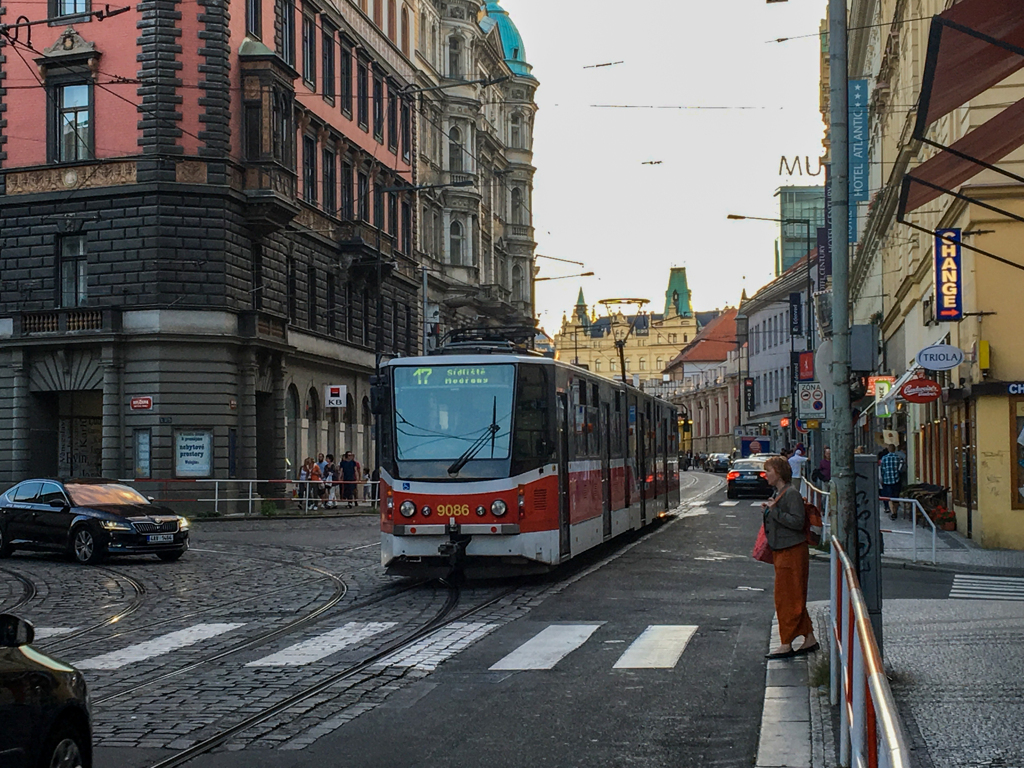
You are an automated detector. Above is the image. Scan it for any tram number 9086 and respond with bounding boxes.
[437,504,471,517]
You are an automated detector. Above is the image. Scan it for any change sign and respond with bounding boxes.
[935,229,963,322]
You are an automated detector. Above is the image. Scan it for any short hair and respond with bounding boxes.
[887,444,897,452]
[326,454,334,461]
[764,456,792,483]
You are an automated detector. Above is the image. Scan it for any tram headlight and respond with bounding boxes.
[476,506,487,517]
[399,501,416,518]
[421,506,432,517]
[491,499,508,517]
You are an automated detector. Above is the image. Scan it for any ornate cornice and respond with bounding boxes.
[5,161,137,195]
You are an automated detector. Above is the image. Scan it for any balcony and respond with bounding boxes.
[239,311,288,341]
[243,165,301,238]
[340,221,397,286]
[17,308,121,337]
[508,224,534,241]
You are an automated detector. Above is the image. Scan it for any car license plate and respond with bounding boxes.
[147,534,174,544]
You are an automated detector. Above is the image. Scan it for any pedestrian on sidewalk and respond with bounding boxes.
[880,444,903,520]
[308,460,323,510]
[762,456,818,659]
[324,454,338,509]
[339,452,358,508]
[811,447,831,484]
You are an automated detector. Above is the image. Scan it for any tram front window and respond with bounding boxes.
[393,364,515,462]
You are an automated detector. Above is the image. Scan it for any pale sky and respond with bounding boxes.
[500,0,828,334]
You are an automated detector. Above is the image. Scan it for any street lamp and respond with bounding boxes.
[728,213,816,448]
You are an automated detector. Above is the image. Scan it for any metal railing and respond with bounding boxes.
[119,478,381,516]
[800,477,831,542]
[830,535,911,768]
[879,496,938,564]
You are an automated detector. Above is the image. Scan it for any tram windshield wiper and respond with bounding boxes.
[447,397,500,476]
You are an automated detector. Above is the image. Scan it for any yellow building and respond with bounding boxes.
[845,0,1024,548]
[553,269,703,394]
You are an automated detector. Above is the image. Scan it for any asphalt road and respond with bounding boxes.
[1,471,956,768]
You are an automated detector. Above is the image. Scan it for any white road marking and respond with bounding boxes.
[950,575,1024,601]
[247,622,397,667]
[378,622,498,671]
[33,627,77,640]
[76,623,245,670]
[752,502,766,507]
[720,501,739,507]
[613,625,698,669]
[490,624,601,670]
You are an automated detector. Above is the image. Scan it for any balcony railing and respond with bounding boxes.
[509,224,534,240]
[19,308,118,336]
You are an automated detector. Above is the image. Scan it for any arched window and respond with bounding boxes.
[401,6,409,55]
[656,357,664,371]
[594,360,601,372]
[510,114,521,148]
[639,358,647,371]
[624,358,630,371]
[450,220,464,265]
[387,0,396,41]
[611,360,618,372]
[306,387,320,459]
[511,187,524,225]
[512,264,524,301]
[448,126,463,172]
[449,36,461,78]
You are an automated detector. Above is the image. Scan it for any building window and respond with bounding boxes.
[340,41,353,116]
[639,358,647,371]
[307,265,317,331]
[357,58,369,127]
[302,135,317,203]
[54,83,92,162]
[510,114,521,149]
[246,0,261,37]
[388,192,398,236]
[345,280,354,339]
[387,0,396,40]
[252,243,263,310]
[448,126,463,172]
[512,264,524,301]
[511,187,524,225]
[287,258,298,322]
[270,87,295,167]
[433,211,441,255]
[322,24,335,101]
[391,296,399,352]
[387,82,398,151]
[624,359,630,371]
[400,98,411,162]
[362,290,369,345]
[401,201,411,255]
[373,71,384,139]
[357,172,369,220]
[406,304,414,355]
[301,13,316,86]
[449,36,461,78]
[322,148,336,213]
[279,0,295,64]
[450,220,464,265]
[59,236,87,307]
[401,6,410,55]
[341,161,354,219]
[374,181,384,229]
[326,273,336,334]
[54,0,88,16]
[656,357,664,371]
[372,0,381,26]
[594,360,601,372]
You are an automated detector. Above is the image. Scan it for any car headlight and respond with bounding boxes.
[399,501,416,518]
[491,499,508,517]
[178,517,190,530]
[100,520,133,532]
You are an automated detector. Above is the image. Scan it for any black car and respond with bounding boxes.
[0,613,91,768]
[0,479,189,564]
[708,454,732,473]
[726,458,773,499]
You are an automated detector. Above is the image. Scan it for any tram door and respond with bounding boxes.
[600,402,612,539]
[637,409,648,525]
[557,392,572,560]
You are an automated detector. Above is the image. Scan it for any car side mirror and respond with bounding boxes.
[147,496,155,503]
[0,614,34,647]
[49,498,68,509]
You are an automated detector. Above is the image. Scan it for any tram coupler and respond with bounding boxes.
[438,524,471,570]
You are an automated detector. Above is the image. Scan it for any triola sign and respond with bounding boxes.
[915,344,965,371]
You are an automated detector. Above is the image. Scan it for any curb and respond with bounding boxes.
[756,615,818,768]
[190,509,380,524]
[809,550,1024,578]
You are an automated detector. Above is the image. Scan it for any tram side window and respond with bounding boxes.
[512,365,553,475]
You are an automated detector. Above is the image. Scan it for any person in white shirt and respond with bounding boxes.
[788,448,809,481]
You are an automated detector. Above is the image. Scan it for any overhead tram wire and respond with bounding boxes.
[767,13,937,44]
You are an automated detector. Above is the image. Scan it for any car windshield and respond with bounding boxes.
[393,364,515,461]
[66,484,151,506]
[732,461,764,471]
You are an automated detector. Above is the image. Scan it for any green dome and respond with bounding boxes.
[482,1,535,79]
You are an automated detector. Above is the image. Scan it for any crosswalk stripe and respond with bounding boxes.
[751,502,764,507]
[33,627,77,640]
[247,622,397,667]
[720,501,739,507]
[76,623,245,670]
[613,625,698,669]
[378,622,498,671]
[490,624,601,671]
[950,575,1024,601]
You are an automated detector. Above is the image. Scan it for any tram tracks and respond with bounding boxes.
[0,566,37,612]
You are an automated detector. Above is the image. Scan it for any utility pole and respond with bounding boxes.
[829,0,856,562]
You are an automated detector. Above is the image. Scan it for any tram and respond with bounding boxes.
[375,328,680,577]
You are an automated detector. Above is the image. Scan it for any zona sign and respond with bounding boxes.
[900,378,942,404]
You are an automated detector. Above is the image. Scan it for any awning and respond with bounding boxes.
[875,368,920,414]
[899,0,1024,218]
[916,0,1024,131]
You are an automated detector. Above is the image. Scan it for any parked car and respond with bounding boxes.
[0,479,189,564]
[727,458,773,499]
[707,454,732,473]
[0,613,91,768]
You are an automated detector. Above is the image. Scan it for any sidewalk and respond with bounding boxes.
[879,510,1024,574]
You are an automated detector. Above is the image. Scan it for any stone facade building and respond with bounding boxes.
[413,1,538,347]
[0,0,430,485]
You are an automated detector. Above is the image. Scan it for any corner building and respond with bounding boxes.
[0,0,423,484]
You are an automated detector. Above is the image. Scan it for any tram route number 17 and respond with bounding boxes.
[413,368,433,385]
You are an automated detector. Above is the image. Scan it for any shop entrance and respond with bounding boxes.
[255,392,276,479]
[31,391,103,478]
